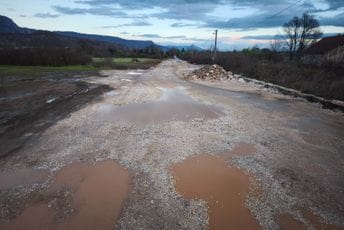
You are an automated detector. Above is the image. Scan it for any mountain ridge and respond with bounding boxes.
[0,15,203,51]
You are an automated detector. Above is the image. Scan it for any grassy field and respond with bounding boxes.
[92,57,158,63]
[0,65,101,76]
[0,58,161,76]
[91,57,161,69]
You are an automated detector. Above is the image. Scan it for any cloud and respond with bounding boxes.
[170,22,201,28]
[241,35,278,40]
[241,32,340,40]
[102,20,151,28]
[165,35,187,39]
[134,34,188,40]
[34,13,60,18]
[50,0,344,30]
[53,5,127,17]
[137,34,161,38]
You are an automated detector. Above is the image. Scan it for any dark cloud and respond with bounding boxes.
[75,0,222,9]
[53,5,127,17]
[318,12,344,27]
[203,1,344,29]
[51,0,343,29]
[241,32,340,40]
[34,13,60,18]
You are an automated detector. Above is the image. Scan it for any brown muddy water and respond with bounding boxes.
[95,87,224,125]
[0,160,131,230]
[171,143,261,230]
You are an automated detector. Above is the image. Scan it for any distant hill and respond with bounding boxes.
[0,15,33,34]
[56,31,157,49]
[163,44,204,52]
[0,15,203,53]
[0,15,160,50]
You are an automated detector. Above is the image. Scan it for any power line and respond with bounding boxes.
[267,0,304,19]
[251,0,305,28]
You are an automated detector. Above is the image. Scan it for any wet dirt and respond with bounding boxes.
[0,77,111,158]
[0,167,49,190]
[94,87,224,125]
[171,143,260,230]
[0,160,131,230]
[278,210,341,230]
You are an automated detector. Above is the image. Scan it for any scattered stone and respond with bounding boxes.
[186,65,232,81]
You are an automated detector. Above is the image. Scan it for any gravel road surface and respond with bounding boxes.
[1,60,343,229]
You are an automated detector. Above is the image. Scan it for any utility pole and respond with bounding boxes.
[212,29,218,62]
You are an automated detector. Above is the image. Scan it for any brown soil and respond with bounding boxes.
[0,72,111,158]
[171,143,260,230]
[0,160,131,230]
[278,210,342,230]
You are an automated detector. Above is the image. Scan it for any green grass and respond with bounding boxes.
[0,65,101,76]
[0,58,161,76]
[92,57,159,63]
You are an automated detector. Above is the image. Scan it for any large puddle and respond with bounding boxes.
[0,160,131,230]
[95,87,224,125]
[171,143,260,229]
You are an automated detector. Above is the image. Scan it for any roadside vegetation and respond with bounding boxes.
[181,50,344,101]
[180,12,344,101]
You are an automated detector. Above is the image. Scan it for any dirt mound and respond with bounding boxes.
[186,65,232,80]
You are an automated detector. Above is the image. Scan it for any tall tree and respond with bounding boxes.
[283,12,322,59]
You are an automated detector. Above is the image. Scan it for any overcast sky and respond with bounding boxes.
[1,0,343,50]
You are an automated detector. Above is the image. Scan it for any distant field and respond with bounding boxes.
[0,58,161,76]
[91,57,161,69]
[0,65,101,76]
[92,57,159,63]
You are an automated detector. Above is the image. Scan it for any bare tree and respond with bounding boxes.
[270,34,283,52]
[283,12,322,59]
[298,12,322,55]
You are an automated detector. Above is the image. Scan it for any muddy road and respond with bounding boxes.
[1,60,344,229]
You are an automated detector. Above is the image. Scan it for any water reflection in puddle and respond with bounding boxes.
[171,143,260,229]
[95,88,224,125]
